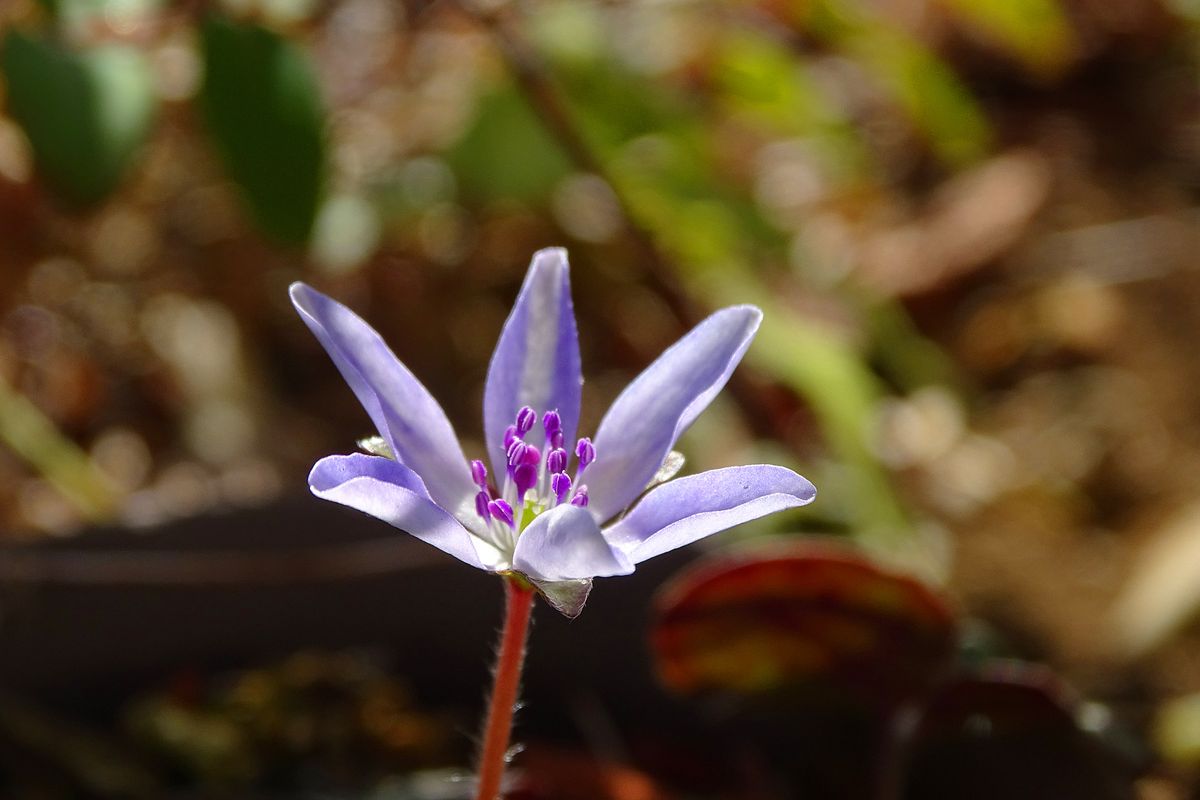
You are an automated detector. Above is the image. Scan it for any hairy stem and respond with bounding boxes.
[475,577,536,800]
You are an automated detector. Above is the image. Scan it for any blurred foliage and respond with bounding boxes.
[1154,691,1200,768]
[1,31,155,206]
[450,87,572,202]
[126,652,453,790]
[0,375,116,519]
[199,16,326,244]
[938,0,1076,76]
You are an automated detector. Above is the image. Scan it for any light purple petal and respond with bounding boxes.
[291,283,477,517]
[512,504,633,581]
[584,306,762,522]
[309,454,492,570]
[604,465,816,564]
[483,248,582,479]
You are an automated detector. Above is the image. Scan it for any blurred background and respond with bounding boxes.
[0,0,1199,796]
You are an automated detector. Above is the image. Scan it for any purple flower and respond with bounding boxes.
[291,248,816,616]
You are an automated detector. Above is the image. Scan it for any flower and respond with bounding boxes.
[291,248,816,616]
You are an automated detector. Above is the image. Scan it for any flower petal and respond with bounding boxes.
[483,248,582,477]
[605,465,816,564]
[309,453,499,570]
[291,283,477,518]
[585,306,762,522]
[512,504,633,581]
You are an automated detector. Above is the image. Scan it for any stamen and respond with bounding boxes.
[514,463,537,502]
[542,410,562,448]
[516,406,536,435]
[575,438,596,472]
[551,472,572,504]
[475,491,492,522]
[470,459,488,489]
[507,440,528,468]
[494,408,599,516]
[488,499,515,528]
[520,444,541,467]
[570,485,589,507]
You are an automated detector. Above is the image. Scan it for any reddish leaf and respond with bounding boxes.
[907,662,1136,800]
[918,661,1079,739]
[650,544,956,709]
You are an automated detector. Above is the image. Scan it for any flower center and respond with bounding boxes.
[470,406,593,541]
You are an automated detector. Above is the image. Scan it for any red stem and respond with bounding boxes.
[474,578,536,800]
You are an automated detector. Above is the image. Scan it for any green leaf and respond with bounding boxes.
[200,17,326,244]
[1,31,155,206]
[449,85,573,203]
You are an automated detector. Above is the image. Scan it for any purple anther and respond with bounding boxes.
[546,448,567,475]
[520,444,541,467]
[513,463,538,503]
[470,459,488,489]
[570,485,589,507]
[507,440,528,468]
[551,471,572,504]
[488,498,515,528]
[475,491,491,522]
[503,425,519,450]
[575,437,596,472]
[542,409,561,438]
[550,430,564,449]
[516,406,536,435]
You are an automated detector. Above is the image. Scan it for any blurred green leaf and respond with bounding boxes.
[0,375,117,521]
[748,301,912,541]
[1,31,155,206]
[849,30,991,165]
[714,33,833,133]
[200,17,326,244]
[939,0,1075,76]
[711,31,866,177]
[867,300,962,392]
[796,0,991,164]
[450,85,572,203]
